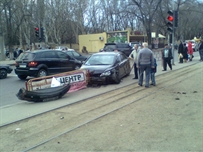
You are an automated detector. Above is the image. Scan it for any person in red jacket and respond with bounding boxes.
[187,41,193,61]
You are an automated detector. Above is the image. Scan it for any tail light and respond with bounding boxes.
[28,61,38,67]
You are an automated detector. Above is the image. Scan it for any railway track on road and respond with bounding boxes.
[0,62,202,152]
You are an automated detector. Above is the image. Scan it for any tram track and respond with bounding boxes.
[0,63,202,152]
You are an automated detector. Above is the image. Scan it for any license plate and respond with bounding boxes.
[19,65,26,68]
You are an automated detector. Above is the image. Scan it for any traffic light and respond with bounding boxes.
[174,10,178,27]
[35,27,39,37]
[167,10,174,33]
[40,27,44,40]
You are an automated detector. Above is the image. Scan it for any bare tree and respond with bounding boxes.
[130,0,162,47]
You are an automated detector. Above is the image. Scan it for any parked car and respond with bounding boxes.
[80,52,131,84]
[130,41,140,47]
[63,49,89,61]
[55,46,68,50]
[15,49,82,80]
[101,43,133,56]
[0,65,13,79]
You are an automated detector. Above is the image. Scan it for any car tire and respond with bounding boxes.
[114,71,121,84]
[37,69,47,77]
[18,75,27,80]
[0,69,7,79]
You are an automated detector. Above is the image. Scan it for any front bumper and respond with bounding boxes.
[89,75,116,84]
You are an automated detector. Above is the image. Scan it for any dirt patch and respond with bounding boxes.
[0,64,202,152]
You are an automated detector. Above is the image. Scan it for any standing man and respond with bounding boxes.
[129,44,139,79]
[178,40,184,63]
[162,44,173,71]
[137,42,154,88]
[198,39,203,61]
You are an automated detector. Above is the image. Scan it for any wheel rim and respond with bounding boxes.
[0,70,7,78]
[39,70,47,77]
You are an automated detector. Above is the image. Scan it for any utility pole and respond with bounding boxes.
[172,0,175,65]
[37,0,45,46]
[0,6,5,61]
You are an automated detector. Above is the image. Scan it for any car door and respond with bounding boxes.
[55,51,73,72]
[117,54,126,78]
[122,54,131,75]
[41,51,61,74]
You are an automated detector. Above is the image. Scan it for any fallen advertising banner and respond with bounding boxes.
[26,69,89,93]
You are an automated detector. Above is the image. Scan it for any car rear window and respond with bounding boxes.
[16,52,35,61]
[116,43,130,48]
[104,45,116,49]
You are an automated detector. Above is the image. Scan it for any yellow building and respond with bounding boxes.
[79,30,130,53]
[79,32,106,53]
[78,29,165,53]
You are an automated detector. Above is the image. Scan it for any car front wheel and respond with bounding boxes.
[37,69,47,77]
[0,69,7,79]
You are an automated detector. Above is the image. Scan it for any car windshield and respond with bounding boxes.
[85,54,115,65]
[16,52,35,61]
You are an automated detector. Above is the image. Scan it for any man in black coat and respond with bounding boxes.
[178,40,184,63]
[162,44,173,71]
[198,40,203,61]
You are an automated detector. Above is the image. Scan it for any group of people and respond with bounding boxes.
[178,40,193,63]
[178,39,203,63]
[129,39,203,88]
[129,42,157,88]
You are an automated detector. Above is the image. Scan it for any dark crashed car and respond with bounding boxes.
[0,65,13,79]
[80,52,131,84]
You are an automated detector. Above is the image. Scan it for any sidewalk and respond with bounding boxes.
[0,58,16,66]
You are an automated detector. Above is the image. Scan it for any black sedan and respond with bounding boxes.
[0,65,13,79]
[63,49,89,61]
[80,52,131,84]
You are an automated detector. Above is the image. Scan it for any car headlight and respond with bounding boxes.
[100,71,111,77]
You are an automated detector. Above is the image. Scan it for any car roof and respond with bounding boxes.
[26,49,62,54]
[67,49,75,51]
[92,52,122,56]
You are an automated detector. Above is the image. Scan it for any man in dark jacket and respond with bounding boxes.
[178,40,184,63]
[198,40,203,61]
[162,44,173,71]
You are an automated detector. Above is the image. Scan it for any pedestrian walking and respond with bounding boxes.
[137,42,154,88]
[151,58,157,86]
[187,41,193,61]
[162,44,173,71]
[198,39,203,61]
[183,43,188,62]
[178,40,184,63]
[129,44,139,79]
